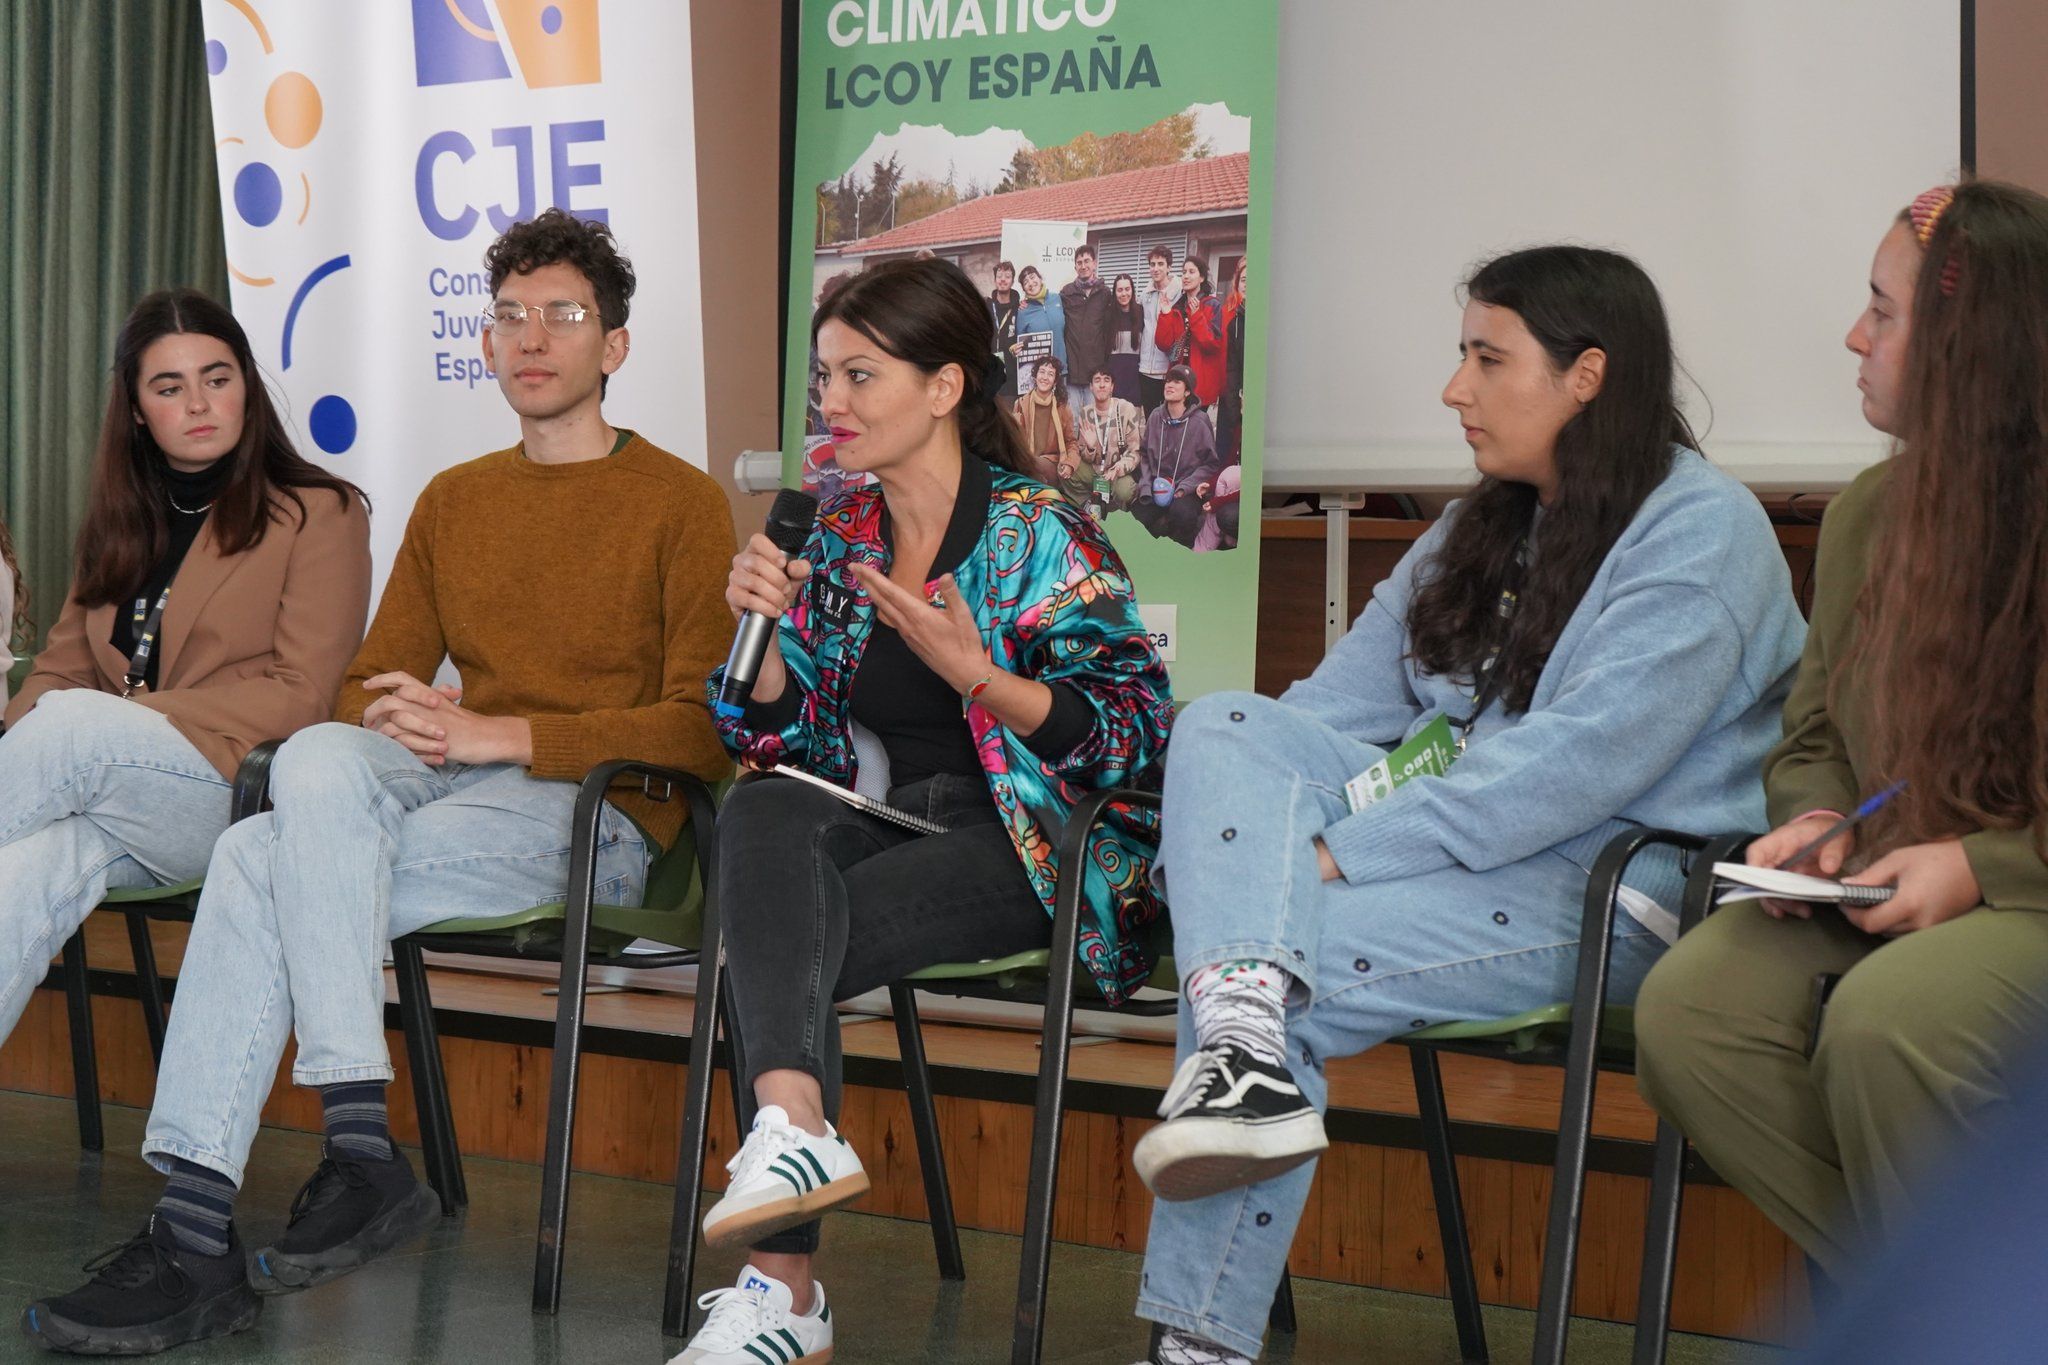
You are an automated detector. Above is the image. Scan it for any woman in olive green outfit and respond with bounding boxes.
[1635,181,2048,1281]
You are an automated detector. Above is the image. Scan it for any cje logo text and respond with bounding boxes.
[827,0,1116,47]
[414,121,607,241]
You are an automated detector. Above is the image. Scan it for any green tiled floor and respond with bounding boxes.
[0,1090,1783,1363]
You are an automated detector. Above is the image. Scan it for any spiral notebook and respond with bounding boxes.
[1711,862,1896,907]
[771,765,946,836]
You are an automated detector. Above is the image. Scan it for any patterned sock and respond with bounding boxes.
[154,1157,237,1258]
[320,1080,394,1160]
[1156,1328,1254,1364]
[1184,960,1290,1067]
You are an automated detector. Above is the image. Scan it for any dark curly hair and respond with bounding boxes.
[1405,245,1694,714]
[483,208,636,329]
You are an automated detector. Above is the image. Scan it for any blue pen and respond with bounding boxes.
[1777,780,1908,870]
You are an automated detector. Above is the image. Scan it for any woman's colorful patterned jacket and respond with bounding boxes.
[708,460,1175,1003]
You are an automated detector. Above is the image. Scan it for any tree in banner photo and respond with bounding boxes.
[786,0,1276,697]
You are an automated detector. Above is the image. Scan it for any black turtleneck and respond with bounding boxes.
[110,458,234,690]
[744,454,1094,790]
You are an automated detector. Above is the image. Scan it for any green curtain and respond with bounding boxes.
[1,1,227,648]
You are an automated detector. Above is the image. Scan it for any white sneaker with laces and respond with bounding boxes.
[701,1105,870,1251]
[669,1264,832,1364]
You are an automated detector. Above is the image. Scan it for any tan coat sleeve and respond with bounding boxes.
[5,596,104,727]
[138,492,372,770]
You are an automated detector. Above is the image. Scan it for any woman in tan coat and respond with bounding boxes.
[0,289,370,1044]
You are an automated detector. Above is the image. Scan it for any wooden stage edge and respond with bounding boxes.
[0,918,1812,1346]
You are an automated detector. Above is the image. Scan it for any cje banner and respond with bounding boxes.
[200,0,707,591]
[785,0,1277,699]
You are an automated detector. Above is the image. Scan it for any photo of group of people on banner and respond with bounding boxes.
[803,171,1252,558]
[988,235,1247,552]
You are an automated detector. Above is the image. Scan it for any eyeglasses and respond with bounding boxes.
[481,300,593,337]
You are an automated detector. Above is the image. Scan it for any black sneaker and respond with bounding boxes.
[248,1144,441,1295]
[20,1216,260,1355]
[1132,1044,1329,1201]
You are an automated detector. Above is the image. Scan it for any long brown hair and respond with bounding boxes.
[1849,180,2048,852]
[0,512,28,648]
[811,259,1037,479]
[1407,246,1698,712]
[70,290,365,608]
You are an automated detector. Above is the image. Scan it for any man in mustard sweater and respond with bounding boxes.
[26,210,737,1355]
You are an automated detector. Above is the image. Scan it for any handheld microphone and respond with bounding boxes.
[716,487,819,720]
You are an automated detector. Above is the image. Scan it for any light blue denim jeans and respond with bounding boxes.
[0,690,234,1044]
[1136,692,1679,1358]
[141,722,649,1184]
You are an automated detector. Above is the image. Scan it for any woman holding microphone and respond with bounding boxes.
[674,258,1173,1365]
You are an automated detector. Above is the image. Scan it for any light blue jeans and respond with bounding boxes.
[0,690,234,1044]
[142,722,649,1184]
[1136,693,1679,1358]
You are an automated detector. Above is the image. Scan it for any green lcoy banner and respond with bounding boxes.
[783,0,1277,700]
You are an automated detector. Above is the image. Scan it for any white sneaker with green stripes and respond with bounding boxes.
[670,1264,832,1364]
[701,1105,870,1251]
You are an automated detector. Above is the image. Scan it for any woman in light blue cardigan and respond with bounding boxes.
[1129,246,1808,1364]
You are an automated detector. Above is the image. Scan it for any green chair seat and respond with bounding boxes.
[905,948,1051,987]
[101,879,203,910]
[904,913,1181,995]
[409,820,706,958]
[1401,1003,1636,1056]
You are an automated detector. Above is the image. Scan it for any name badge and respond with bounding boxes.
[1343,714,1459,813]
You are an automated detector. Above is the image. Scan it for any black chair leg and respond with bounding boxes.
[60,931,103,1152]
[1011,982,1076,1365]
[533,957,591,1314]
[1010,920,1086,1361]
[1412,1046,1489,1363]
[393,938,465,1214]
[124,914,168,1064]
[665,780,728,1338]
[664,932,729,1335]
[532,770,634,1316]
[891,983,966,1281]
[1006,786,1147,1365]
[1629,1121,1688,1365]
[1531,837,1636,1365]
[1268,1267,1298,1334]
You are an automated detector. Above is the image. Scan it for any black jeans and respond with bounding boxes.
[1138,372,1165,414]
[1131,492,1205,547]
[717,771,1050,1254]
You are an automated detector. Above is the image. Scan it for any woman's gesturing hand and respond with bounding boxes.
[849,567,991,695]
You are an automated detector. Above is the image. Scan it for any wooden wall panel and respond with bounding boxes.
[1,982,1807,1343]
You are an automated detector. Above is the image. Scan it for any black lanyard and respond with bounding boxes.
[122,588,171,698]
[1453,537,1532,750]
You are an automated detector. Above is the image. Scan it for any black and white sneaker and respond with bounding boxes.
[1133,1044,1328,1201]
[20,1216,261,1355]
